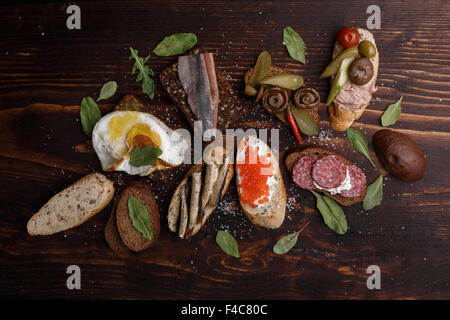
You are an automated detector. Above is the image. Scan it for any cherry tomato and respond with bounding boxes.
[337,27,360,48]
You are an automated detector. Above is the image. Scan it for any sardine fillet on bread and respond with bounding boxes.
[27,173,114,236]
[168,145,234,239]
[328,28,379,131]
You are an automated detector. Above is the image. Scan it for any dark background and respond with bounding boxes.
[0,0,449,299]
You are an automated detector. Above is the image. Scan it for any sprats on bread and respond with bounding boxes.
[168,145,234,239]
[115,181,160,252]
[27,173,114,236]
[285,146,367,206]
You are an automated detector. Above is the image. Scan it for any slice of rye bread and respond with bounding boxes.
[285,146,367,206]
[27,173,114,236]
[244,65,320,125]
[105,198,130,255]
[115,181,161,252]
[159,48,249,132]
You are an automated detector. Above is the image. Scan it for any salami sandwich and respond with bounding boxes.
[285,146,367,206]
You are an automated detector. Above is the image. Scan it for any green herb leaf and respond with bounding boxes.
[216,230,240,258]
[80,96,101,138]
[381,96,403,127]
[346,127,376,167]
[129,47,155,99]
[127,195,153,240]
[273,221,310,255]
[153,33,197,56]
[97,81,118,102]
[312,191,347,235]
[283,26,306,64]
[363,175,383,210]
[129,145,162,167]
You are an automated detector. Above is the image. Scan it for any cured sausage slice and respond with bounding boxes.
[292,156,317,190]
[312,155,347,189]
[339,164,367,198]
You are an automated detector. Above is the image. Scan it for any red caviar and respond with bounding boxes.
[237,145,273,208]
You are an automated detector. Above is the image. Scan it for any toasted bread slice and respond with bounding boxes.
[328,28,379,131]
[105,199,130,254]
[168,145,234,239]
[235,135,286,229]
[160,48,248,132]
[115,181,160,252]
[285,146,367,206]
[27,173,114,236]
[244,65,320,125]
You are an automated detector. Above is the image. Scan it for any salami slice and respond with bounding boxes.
[292,156,317,190]
[312,155,347,189]
[339,164,367,198]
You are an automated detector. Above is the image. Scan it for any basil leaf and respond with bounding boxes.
[153,33,197,56]
[283,26,306,64]
[312,191,347,235]
[127,195,153,240]
[80,96,101,138]
[129,145,162,167]
[97,81,118,102]
[363,175,383,211]
[346,127,376,167]
[129,47,155,99]
[216,230,240,258]
[381,96,403,127]
[273,232,299,255]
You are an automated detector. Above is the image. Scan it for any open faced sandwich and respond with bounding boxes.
[236,135,286,229]
[244,51,321,141]
[168,145,234,239]
[322,27,379,131]
[286,146,367,206]
[92,109,189,176]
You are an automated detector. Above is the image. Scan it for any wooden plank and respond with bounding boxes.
[0,0,449,299]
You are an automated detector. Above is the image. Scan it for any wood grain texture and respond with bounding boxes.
[0,0,449,299]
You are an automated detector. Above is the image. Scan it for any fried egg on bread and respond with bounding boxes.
[92,111,188,176]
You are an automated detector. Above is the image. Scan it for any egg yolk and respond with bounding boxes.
[126,123,161,148]
[237,145,273,208]
[108,112,161,156]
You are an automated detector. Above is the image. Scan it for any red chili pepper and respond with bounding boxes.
[287,106,303,145]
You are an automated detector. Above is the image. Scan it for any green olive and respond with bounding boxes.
[358,40,377,58]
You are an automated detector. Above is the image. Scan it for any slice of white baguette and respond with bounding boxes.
[328,28,379,131]
[236,135,286,229]
[27,173,114,236]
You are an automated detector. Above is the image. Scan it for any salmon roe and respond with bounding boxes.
[237,145,273,208]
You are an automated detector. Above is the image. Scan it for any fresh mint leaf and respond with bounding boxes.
[127,195,153,240]
[129,145,162,167]
[80,96,101,137]
[153,33,197,56]
[97,81,118,102]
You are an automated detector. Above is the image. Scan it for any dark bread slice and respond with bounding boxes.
[285,146,367,206]
[116,181,161,252]
[159,48,248,132]
[105,199,130,255]
[244,65,320,125]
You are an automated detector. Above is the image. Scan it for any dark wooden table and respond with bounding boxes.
[0,0,449,299]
